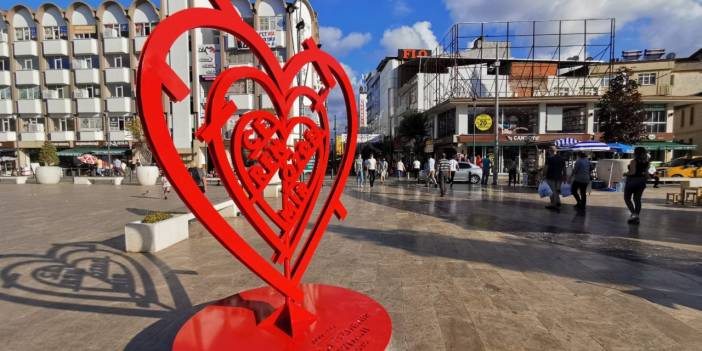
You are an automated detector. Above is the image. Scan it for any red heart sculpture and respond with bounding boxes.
[136,0,357,303]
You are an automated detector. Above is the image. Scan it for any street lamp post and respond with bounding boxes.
[106,113,112,175]
[472,97,476,163]
[493,60,500,186]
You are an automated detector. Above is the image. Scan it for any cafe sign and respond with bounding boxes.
[506,135,540,142]
[474,114,493,131]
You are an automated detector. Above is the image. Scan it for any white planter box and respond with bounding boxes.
[136,166,159,185]
[125,215,189,253]
[36,166,62,184]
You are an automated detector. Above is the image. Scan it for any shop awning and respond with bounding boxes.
[633,142,697,151]
[57,147,129,157]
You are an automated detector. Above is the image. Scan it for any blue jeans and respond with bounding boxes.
[356,172,364,187]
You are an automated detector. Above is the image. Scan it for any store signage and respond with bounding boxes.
[474,114,493,131]
[75,141,100,146]
[258,31,279,47]
[197,44,220,81]
[136,1,390,349]
[52,142,71,147]
[398,49,432,59]
[507,135,540,142]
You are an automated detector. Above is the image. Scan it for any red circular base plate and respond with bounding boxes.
[173,284,392,350]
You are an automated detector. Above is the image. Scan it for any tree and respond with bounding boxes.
[127,117,153,165]
[397,112,430,157]
[38,141,59,166]
[596,69,646,143]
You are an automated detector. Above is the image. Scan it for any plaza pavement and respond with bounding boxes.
[0,180,701,350]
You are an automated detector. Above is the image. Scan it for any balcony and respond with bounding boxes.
[104,37,129,54]
[46,99,72,114]
[50,131,75,142]
[15,70,40,85]
[79,130,104,141]
[108,130,133,141]
[44,69,70,85]
[0,100,13,114]
[0,71,10,86]
[0,131,17,142]
[42,40,69,56]
[134,36,147,53]
[76,98,101,114]
[73,39,99,55]
[17,99,42,115]
[13,41,38,56]
[74,69,100,84]
[21,131,45,142]
[105,67,130,84]
[106,97,132,113]
[229,94,254,110]
[0,42,8,57]
[261,95,274,109]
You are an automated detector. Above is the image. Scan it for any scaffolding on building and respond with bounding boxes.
[420,19,616,109]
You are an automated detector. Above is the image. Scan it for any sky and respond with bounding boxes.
[10,0,702,125]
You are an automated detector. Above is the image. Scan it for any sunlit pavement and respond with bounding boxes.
[1,181,701,350]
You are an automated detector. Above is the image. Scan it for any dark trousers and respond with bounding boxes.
[481,170,490,185]
[624,178,646,215]
[368,170,376,187]
[449,171,456,188]
[572,181,588,208]
[508,170,518,186]
[439,173,448,196]
[652,175,660,187]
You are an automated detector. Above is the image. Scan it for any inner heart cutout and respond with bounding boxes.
[136,0,358,303]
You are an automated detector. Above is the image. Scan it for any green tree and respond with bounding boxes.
[397,112,430,157]
[127,117,153,165]
[38,141,59,166]
[596,69,646,143]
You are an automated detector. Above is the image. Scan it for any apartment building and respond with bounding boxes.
[673,49,702,156]
[0,0,320,169]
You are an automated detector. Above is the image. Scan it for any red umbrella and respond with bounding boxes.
[77,154,98,165]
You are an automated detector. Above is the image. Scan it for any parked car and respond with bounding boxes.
[667,158,702,178]
[418,161,483,184]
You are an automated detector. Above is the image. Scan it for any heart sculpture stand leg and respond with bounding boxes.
[172,284,392,350]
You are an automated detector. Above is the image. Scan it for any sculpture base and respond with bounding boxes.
[173,284,392,351]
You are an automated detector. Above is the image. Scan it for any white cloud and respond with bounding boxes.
[380,21,440,55]
[390,0,413,17]
[319,26,372,57]
[442,0,702,56]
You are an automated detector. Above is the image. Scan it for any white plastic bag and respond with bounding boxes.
[538,181,553,198]
[560,182,572,197]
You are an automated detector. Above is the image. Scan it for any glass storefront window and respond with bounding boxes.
[644,104,667,133]
[546,105,586,133]
[437,109,456,138]
[501,106,538,134]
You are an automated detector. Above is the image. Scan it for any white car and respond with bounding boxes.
[418,161,483,184]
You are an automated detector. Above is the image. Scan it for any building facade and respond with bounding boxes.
[0,0,320,170]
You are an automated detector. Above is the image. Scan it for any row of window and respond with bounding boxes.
[0,116,132,132]
[9,23,157,42]
[2,84,132,100]
[0,55,129,71]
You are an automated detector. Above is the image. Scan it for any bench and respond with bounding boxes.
[0,176,28,184]
[74,176,124,185]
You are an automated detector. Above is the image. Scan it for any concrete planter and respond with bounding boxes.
[136,166,159,186]
[125,215,189,253]
[35,166,62,184]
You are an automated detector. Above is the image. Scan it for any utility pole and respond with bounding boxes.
[493,60,500,186]
[472,97,476,162]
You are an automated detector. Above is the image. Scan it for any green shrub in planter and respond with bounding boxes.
[142,212,173,224]
[38,141,59,166]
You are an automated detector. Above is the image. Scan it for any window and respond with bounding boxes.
[691,107,695,126]
[258,16,284,31]
[75,85,100,98]
[79,117,102,130]
[638,73,657,86]
[112,55,123,68]
[0,27,7,42]
[134,22,157,37]
[103,23,128,38]
[228,80,252,95]
[644,104,667,133]
[547,105,586,133]
[14,27,36,41]
[114,85,123,98]
[0,118,13,132]
[109,116,130,131]
[53,117,72,132]
[73,32,97,39]
[0,58,7,71]
[0,87,10,99]
[24,118,44,132]
[18,86,40,100]
[20,58,34,70]
[43,26,67,40]
[48,56,69,70]
[74,56,97,69]
[437,109,456,138]
[681,109,686,128]
[45,85,66,99]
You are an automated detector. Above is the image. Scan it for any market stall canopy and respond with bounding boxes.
[554,138,579,148]
[607,143,634,153]
[568,141,610,152]
[633,142,697,151]
[57,148,129,157]
[0,156,17,162]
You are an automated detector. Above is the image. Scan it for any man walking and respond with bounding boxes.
[379,157,389,184]
[507,157,519,186]
[412,158,421,179]
[396,159,405,182]
[448,156,458,189]
[543,145,567,211]
[354,154,364,189]
[571,152,591,211]
[437,153,451,196]
[481,155,491,185]
[426,155,437,187]
[366,154,377,188]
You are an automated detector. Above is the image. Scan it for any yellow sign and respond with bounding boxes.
[335,135,345,156]
[475,114,493,131]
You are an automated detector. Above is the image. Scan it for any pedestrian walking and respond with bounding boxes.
[481,155,491,185]
[507,157,518,186]
[396,159,405,181]
[570,152,591,211]
[543,145,567,211]
[161,172,171,200]
[648,162,660,188]
[96,158,103,176]
[354,154,364,189]
[412,159,421,179]
[476,155,483,168]
[113,158,123,176]
[448,157,458,189]
[366,154,377,188]
[437,153,451,196]
[188,161,207,193]
[624,147,650,225]
[426,155,437,187]
[379,157,389,184]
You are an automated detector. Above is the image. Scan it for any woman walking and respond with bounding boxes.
[570,152,591,210]
[624,147,650,225]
